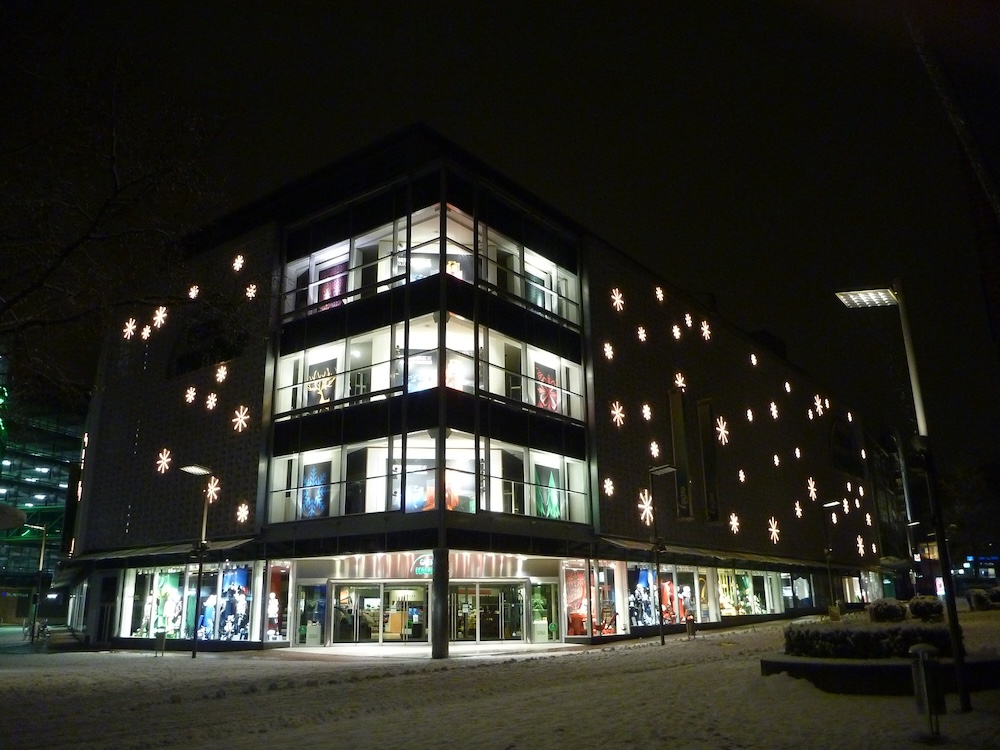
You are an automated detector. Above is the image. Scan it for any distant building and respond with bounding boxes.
[64,127,900,653]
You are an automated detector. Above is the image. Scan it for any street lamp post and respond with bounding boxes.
[24,522,47,643]
[821,501,840,612]
[837,279,971,712]
[648,464,676,646]
[181,464,213,659]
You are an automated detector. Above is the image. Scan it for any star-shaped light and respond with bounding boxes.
[611,288,625,311]
[794,501,802,518]
[233,254,245,271]
[232,405,250,432]
[153,306,168,328]
[857,536,865,556]
[729,512,740,534]
[237,503,250,523]
[750,353,758,366]
[185,386,197,404]
[603,478,614,496]
[206,393,218,410]
[156,449,171,474]
[655,287,664,302]
[770,402,778,419]
[141,325,151,340]
[738,469,746,483]
[216,365,228,383]
[206,476,220,503]
[807,477,817,501]
[123,318,137,339]
[641,404,652,420]
[672,325,681,340]
[611,401,625,427]
[638,489,654,526]
[604,343,614,360]
[673,373,686,391]
[650,441,660,459]
[768,516,780,544]
[637,326,647,342]
[700,321,711,340]
[246,284,257,299]
[814,395,824,416]
[866,513,872,527]
[188,285,200,299]
[715,416,729,445]
[684,313,693,328]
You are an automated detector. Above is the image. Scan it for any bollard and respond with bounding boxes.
[685,614,696,640]
[909,643,946,738]
[154,630,167,657]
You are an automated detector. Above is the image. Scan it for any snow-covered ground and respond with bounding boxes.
[1,616,998,750]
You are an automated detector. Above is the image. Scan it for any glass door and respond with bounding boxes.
[331,584,381,643]
[478,583,524,641]
[530,583,559,642]
[449,584,477,640]
[383,585,428,642]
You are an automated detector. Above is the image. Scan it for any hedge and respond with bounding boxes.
[784,620,952,659]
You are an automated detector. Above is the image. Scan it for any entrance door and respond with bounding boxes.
[449,585,477,640]
[331,584,381,643]
[479,583,524,641]
[383,585,428,642]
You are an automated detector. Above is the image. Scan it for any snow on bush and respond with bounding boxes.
[784,618,952,659]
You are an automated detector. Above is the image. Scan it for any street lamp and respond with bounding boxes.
[837,279,971,711]
[23,522,47,643]
[181,464,214,659]
[648,463,676,646]
[821,501,840,612]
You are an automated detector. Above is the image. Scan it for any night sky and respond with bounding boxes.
[7,1,1000,470]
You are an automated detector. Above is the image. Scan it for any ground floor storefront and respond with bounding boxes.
[66,549,879,653]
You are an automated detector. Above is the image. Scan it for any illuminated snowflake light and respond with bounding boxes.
[604,343,614,360]
[825,398,830,409]
[246,284,257,300]
[650,441,660,459]
[189,285,200,299]
[770,402,778,419]
[673,373,686,391]
[153,306,168,328]
[855,498,861,508]
[858,486,865,497]
[232,405,250,432]
[813,395,824,416]
[857,536,865,556]
[637,326,647,342]
[233,254,245,272]
[611,288,625,311]
[729,512,740,534]
[866,513,872,527]
[237,503,250,523]
[672,325,681,340]
[156,449,171,474]
[807,477,817,501]
[715,416,729,445]
[216,365,228,383]
[847,411,853,422]
[871,542,877,555]
[847,482,852,492]
[746,409,754,422]
[206,476,220,503]
[831,512,838,524]
[768,516,780,544]
[123,318,137,339]
[750,353,758,366]
[642,404,652,420]
[794,501,803,518]
[794,447,801,459]
[860,448,867,459]
[206,393,218,410]
[807,409,814,420]
[638,489,654,526]
[603,478,614,496]
[141,325,151,340]
[684,313,693,328]
[773,454,780,467]
[842,499,850,514]
[700,321,711,340]
[784,381,791,393]
[611,401,625,427]
[738,469,746,483]
[185,387,197,403]
[655,287,664,302]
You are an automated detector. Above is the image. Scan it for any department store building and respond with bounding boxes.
[63,127,896,655]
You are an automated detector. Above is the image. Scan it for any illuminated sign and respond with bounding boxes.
[412,554,434,577]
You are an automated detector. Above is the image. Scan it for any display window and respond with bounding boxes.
[266,562,290,641]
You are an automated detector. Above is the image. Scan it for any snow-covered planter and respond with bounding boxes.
[866,597,907,623]
[784,620,952,659]
[968,588,992,611]
[989,587,1000,605]
[908,595,944,621]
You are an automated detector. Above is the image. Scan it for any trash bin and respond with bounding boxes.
[909,643,945,737]
[685,614,696,639]
[154,630,167,657]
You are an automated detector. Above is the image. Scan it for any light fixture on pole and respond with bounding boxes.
[23,522,47,643]
[648,463,676,646]
[181,464,214,659]
[837,279,970,711]
[821,501,840,610]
